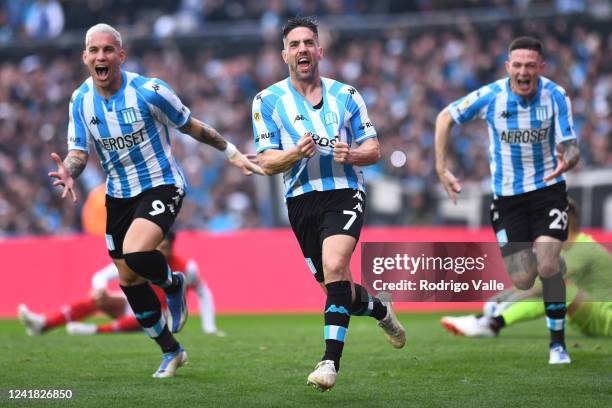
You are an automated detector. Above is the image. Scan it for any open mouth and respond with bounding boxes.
[95,65,109,80]
[516,78,530,90]
[297,56,310,69]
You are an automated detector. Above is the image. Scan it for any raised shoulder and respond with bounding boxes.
[541,76,569,99]
[71,79,92,101]
[322,77,360,99]
[253,87,280,105]
[131,74,178,101]
[252,83,285,116]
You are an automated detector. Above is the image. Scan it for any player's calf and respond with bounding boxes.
[541,273,567,350]
[321,280,352,372]
[120,282,182,364]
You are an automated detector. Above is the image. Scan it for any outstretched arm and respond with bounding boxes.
[49,150,89,203]
[544,140,580,182]
[435,108,462,204]
[179,117,264,175]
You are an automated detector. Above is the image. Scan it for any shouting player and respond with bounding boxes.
[435,36,580,364]
[252,16,405,391]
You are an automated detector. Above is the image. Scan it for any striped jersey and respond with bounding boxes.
[447,76,576,197]
[252,77,377,199]
[67,70,190,198]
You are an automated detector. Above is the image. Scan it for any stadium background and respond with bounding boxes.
[1,2,611,407]
[0,1,610,315]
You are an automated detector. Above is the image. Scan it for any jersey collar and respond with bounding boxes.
[93,70,128,110]
[286,77,326,110]
[505,77,542,108]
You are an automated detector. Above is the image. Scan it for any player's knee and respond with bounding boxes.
[538,260,560,279]
[509,272,536,290]
[323,255,348,280]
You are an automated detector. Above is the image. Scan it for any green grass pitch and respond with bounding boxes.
[1,313,610,407]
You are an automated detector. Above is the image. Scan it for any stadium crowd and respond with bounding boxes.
[0,10,609,236]
[1,1,565,43]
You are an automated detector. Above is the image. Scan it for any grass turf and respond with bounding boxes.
[1,313,610,407]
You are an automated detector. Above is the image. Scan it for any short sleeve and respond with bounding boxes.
[252,91,281,153]
[141,79,191,128]
[345,86,377,144]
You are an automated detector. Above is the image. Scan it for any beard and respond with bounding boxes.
[290,62,317,81]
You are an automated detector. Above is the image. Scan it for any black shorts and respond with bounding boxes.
[105,185,184,259]
[490,182,568,257]
[287,188,366,282]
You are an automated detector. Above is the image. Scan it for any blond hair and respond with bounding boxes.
[85,23,122,48]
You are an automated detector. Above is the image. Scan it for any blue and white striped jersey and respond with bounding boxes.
[252,77,377,199]
[447,76,576,197]
[67,70,190,198]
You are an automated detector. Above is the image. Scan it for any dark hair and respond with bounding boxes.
[165,229,176,244]
[282,16,318,40]
[509,36,543,56]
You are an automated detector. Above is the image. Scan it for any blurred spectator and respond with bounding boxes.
[0,8,609,236]
[24,0,64,39]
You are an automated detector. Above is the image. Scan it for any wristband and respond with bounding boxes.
[224,142,237,159]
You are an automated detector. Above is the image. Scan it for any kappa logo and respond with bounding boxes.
[358,121,373,131]
[294,114,308,123]
[135,310,156,319]
[325,305,350,315]
[348,87,356,95]
[152,84,160,93]
[499,111,512,119]
[90,116,102,125]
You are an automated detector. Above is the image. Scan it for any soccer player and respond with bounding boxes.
[252,16,405,391]
[441,200,612,338]
[49,23,262,378]
[18,231,224,336]
[435,36,580,364]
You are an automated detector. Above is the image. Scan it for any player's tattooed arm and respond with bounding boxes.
[180,116,264,175]
[544,139,580,181]
[49,149,88,203]
[558,139,580,170]
[63,150,89,179]
[179,117,227,151]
